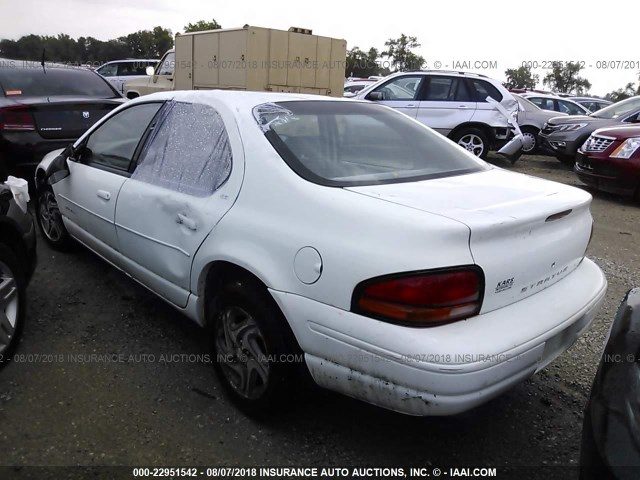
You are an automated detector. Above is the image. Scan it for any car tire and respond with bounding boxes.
[520,127,540,154]
[209,275,304,415]
[451,128,490,159]
[36,187,73,250]
[0,243,26,366]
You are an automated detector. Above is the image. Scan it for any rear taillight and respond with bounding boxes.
[0,106,36,131]
[352,267,484,327]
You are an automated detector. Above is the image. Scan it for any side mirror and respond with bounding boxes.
[146,66,155,76]
[343,91,356,98]
[45,145,74,184]
[366,91,385,101]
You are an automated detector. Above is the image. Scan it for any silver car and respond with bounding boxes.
[514,94,567,153]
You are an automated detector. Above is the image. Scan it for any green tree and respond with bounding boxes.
[543,61,591,94]
[605,82,638,102]
[381,34,424,72]
[504,65,539,89]
[183,19,222,33]
[346,46,381,78]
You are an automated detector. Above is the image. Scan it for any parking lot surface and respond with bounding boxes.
[1,154,638,475]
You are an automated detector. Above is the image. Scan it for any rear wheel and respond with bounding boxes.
[520,126,540,154]
[209,276,304,415]
[451,128,489,159]
[0,243,26,366]
[36,187,73,250]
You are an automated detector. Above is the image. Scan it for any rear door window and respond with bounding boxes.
[423,76,460,101]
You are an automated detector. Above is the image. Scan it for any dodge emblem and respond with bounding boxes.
[82,111,90,119]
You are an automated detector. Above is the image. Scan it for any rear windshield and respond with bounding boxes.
[0,67,118,98]
[591,96,640,119]
[253,101,488,187]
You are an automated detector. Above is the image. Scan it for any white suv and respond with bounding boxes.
[355,71,519,158]
[96,59,159,95]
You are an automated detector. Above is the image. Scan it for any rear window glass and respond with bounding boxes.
[253,101,488,187]
[0,67,118,98]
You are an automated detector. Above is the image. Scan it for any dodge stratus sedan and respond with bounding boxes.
[35,91,607,416]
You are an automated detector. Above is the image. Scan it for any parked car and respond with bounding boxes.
[569,97,613,114]
[521,93,590,115]
[540,96,640,164]
[36,91,606,416]
[514,94,567,153]
[96,59,159,95]
[355,71,519,159]
[0,63,125,180]
[343,80,375,97]
[574,125,640,198]
[580,288,640,479]
[0,179,36,365]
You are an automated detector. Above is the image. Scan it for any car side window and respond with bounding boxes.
[470,79,503,102]
[97,64,117,77]
[82,103,162,171]
[132,101,232,197]
[559,100,584,115]
[531,97,555,111]
[372,76,423,101]
[158,53,175,76]
[423,76,460,101]
[117,62,146,76]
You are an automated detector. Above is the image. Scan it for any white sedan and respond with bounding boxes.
[35,91,607,416]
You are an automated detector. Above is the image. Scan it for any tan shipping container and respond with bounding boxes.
[174,26,347,97]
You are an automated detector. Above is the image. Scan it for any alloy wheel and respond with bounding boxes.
[39,191,63,242]
[215,306,270,399]
[457,134,485,157]
[0,260,19,355]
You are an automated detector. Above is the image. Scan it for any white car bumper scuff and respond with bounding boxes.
[270,258,607,416]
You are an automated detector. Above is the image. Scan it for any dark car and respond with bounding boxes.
[575,125,640,198]
[0,181,36,364]
[570,97,613,114]
[581,288,640,479]
[0,61,125,180]
[540,96,640,165]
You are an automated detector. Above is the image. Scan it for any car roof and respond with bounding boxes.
[137,90,362,108]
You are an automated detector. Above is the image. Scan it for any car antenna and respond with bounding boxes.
[41,48,46,74]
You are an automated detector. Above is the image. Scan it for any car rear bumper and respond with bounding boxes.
[1,134,74,168]
[270,258,607,416]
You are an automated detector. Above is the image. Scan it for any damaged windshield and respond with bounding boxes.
[253,101,488,187]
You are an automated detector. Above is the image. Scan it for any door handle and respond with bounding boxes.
[458,105,468,108]
[176,213,197,231]
[407,104,416,107]
[96,190,111,200]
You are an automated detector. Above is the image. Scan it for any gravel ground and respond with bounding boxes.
[0,153,637,478]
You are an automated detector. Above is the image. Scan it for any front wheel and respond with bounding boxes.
[36,188,73,250]
[451,128,489,159]
[0,243,26,366]
[209,277,304,415]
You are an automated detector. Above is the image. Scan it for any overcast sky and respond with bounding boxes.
[2,0,639,95]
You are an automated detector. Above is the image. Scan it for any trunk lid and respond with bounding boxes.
[22,97,123,139]
[346,168,593,314]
